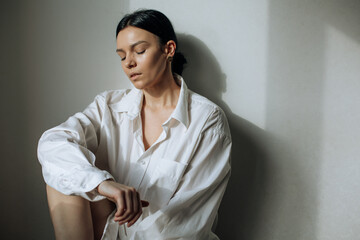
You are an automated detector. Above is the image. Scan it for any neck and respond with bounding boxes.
[142,71,180,110]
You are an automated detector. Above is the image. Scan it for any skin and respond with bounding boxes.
[46,185,115,240]
[47,26,180,239]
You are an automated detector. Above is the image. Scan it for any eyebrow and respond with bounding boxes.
[116,40,149,53]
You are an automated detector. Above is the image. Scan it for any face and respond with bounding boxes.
[116,26,170,89]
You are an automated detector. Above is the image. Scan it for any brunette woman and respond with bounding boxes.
[38,9,231,240]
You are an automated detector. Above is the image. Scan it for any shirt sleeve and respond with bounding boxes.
[133,108,232,239]
[37,93,114,201]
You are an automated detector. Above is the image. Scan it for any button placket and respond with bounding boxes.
[138,151,151,168]
[136,150,153,189]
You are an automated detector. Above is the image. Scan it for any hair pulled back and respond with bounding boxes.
[116,9,187,76]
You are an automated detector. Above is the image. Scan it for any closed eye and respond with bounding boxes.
[137,50,146,55]
[118,49,145,61]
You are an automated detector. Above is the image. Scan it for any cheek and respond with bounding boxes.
[139,54,163,72]
[148,54,166,72]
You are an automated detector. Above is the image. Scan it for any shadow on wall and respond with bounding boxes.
[178,34,272,240]
[1,1,27,239]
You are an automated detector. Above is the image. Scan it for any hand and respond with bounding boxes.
[97,180,149,227]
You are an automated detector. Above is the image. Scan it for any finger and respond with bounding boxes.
[127,209,143,227]
[141,200,149,207]
[133,191,140,213]
[116,200,148,225]
[114,192,126,218]
[114,201,148,223]
[117,189,134,222]
[114,207,127,221]
[124,191,141,226]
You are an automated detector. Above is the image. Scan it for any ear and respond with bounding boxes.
[164,40,176,57]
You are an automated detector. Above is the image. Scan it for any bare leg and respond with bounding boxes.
[90,198,116,239]
[46,185,115,240]
[46,185,94,240]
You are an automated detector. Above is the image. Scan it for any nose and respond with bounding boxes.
[125,56,136,69]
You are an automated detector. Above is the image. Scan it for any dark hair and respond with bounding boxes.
[116,9,187,75]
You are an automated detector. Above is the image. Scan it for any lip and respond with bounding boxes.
[129,73,141,80]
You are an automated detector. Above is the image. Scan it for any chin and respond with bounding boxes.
[131,81,147,90]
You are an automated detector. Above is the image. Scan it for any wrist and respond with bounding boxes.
[97,178,114,193]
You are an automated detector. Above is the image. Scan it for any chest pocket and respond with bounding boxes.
[145,158,188,208]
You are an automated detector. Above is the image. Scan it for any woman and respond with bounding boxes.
[38,9,231,240]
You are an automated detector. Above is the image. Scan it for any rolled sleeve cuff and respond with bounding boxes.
[48,168,114,202]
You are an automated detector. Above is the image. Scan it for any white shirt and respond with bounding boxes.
[38,76,232,240]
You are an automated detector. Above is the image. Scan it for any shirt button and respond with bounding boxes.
[140,160,146,165]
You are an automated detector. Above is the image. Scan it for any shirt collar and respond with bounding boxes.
[110,74,189,128]
[168,74,189,128]
[109,87,143,120]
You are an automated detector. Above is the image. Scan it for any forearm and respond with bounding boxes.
[38,95,112,200]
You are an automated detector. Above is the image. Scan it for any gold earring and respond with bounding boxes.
[167,56,173,62]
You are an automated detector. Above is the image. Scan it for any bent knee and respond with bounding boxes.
[46,184,90,209]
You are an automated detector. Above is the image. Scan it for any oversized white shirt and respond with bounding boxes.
[38,76,231,240]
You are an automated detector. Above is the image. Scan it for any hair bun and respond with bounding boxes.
[172,52,187,76]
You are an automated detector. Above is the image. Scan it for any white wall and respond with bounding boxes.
[2,0,360,239]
